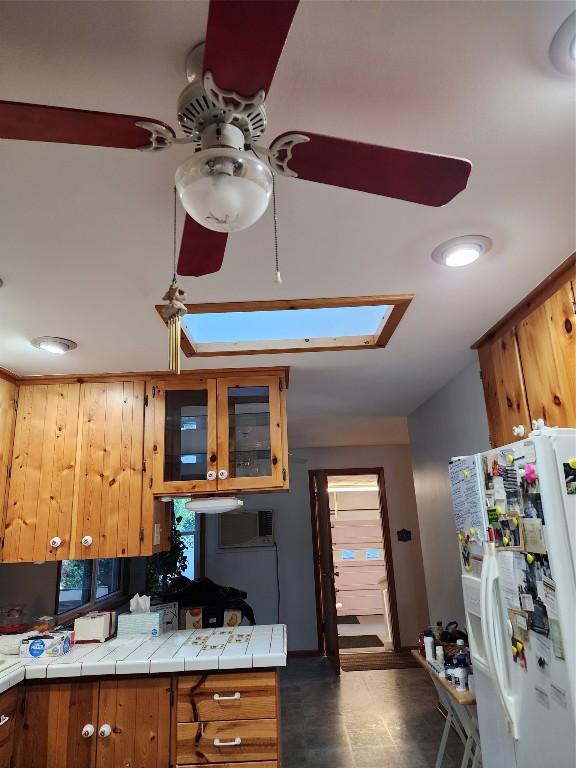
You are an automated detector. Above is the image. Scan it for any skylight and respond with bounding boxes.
[156,295,413,357]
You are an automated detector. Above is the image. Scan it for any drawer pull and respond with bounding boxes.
[0,715,9,727]
[213,692,241,702]
[214,737,242,747]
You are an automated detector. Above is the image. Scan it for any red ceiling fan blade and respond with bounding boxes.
[177,215,228,277]
[270,132,472,207]
[0,101,174,149]
[203,0,299,99]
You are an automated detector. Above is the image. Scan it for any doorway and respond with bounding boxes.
[310,468,401,672]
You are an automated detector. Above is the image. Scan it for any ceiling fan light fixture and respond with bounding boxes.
[184,497,244,514]
[431,235,492,268]
[549,11,576,75]
[175,147,273,233]
[31,336,77,354]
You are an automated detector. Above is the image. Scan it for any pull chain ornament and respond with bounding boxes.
[162,279,187,374]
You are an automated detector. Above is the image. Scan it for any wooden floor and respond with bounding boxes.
[280,658,465,767]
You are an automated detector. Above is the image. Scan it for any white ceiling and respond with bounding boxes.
[0,1,574,448]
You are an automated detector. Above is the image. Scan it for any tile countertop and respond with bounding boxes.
[0,625,287,694]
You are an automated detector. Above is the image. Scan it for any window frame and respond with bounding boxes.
[54,558,129,625]
[155,295,413,357]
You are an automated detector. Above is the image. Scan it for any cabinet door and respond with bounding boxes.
[216,376,286,491]
[3,384,80,562]
[72,382,145,559]
[0,379,17,553]
[477,329,531,447]
[14,681,99,768]
[0,685,19,768]
[516,280,576,428]
[96,678,171,768]
[147,379,218,495]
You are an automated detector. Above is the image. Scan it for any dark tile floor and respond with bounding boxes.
[280,658,465,768]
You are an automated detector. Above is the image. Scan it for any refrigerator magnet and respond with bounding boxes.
[508,609,530,646]
[511,636,528,670]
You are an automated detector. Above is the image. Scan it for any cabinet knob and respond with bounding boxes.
[98,724,112,739]
[81,535,93,548]
[206,470,217,481]
[81,724,95,739]
[218,469,229,480]
[511,425,525,437]
[49,536,62,549]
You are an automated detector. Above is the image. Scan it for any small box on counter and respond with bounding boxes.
[20,633,72,658]
[180,606,204,630]
[151,601,179,632]
[74,611,116,643]
[179,606,242,630]
[117,612,164,637]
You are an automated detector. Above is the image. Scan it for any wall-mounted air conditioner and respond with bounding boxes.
[218,510,274,549]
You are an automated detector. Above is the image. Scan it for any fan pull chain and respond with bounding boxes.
[272,172,282,284]
[161,188,187,374]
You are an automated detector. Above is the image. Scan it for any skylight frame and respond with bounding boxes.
[155,295,413,357]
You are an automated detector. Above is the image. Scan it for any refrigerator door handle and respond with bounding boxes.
[482,545,518,739]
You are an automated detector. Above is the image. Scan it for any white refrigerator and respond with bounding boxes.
[448,427,576,768]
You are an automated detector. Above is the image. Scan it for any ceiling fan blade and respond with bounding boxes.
[0,101,174,149]
[270,132,472,207]
[177,215,228,277]
[203,0,299,99]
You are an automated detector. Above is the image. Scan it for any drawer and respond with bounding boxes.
[0,686,18,768]
[178,671,277,722]
[176,764,277,768]
[177,719,278,764]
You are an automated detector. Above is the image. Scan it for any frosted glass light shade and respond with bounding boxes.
[175,148,273,233]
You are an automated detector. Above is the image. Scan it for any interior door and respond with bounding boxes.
[312,471,340,674]
[148,378,218,495]
[216,376,285,491]
[14,681,99,768]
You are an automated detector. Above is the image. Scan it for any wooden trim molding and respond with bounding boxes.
[473,252,575,348]
[0,367,18,384]
[156,294,414,357]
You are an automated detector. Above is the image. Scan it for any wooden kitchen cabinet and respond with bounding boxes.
[1,381,145,563]
[516,279,576,429]
[0,378,17,553]
[14,677,171,768]
[0,685,19,768]
[146,371,288,495]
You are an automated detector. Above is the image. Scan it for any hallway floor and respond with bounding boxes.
[280,658,465,767]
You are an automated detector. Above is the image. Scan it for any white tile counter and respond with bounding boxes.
[0,625,286,693]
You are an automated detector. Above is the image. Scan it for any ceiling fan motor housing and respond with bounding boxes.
[177,80,267,150]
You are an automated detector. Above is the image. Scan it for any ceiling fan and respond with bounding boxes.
[0,0,472,278]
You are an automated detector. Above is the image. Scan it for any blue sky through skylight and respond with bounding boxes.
[184,305,392,344]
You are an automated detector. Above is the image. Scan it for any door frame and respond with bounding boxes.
[309,466,401,656]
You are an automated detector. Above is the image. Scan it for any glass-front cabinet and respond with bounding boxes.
[148,371,288,494]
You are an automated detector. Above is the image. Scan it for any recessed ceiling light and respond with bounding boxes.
[549,11,576,75]
[31,336,77,354]
[431,235,492,268]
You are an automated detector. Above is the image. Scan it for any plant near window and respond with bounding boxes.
[146,508,190,596]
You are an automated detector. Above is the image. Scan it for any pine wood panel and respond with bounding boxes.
[14,681,99,768]
[477,329,531,447]
[96,677,171,768]
[72,382,145,558]
[177,671,277,723]
[3,384,80,562]
[177,719,278,764]
[0,379,17,551]
[0,685,18,768]
[516,280,576,428]
[216,376,285,491]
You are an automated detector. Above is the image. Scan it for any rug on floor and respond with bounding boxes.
[338,634,384,649]
[336,616,360,624]
[340,649,421,671]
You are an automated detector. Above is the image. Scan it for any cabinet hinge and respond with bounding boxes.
[149,476,153,489]
[152,385,157,398]
[143,458,147,473]
[144,394,149,407]
[139,528,145,542]
[279,380,283,392]
[282,467,287,482]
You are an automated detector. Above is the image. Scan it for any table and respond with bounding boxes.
[411,650,481,768]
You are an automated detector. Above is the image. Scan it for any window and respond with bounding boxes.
[56,558,127,618]
[156,295,413,356]
[174,498,200,581]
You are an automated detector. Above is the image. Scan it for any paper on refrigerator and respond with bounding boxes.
[449,456,487,538]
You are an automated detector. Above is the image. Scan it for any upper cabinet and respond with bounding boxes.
[147,371,288,495]
[0,378,17,552]
[476,259,576,447]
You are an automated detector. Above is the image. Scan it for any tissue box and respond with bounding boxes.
[74,611,116,643]
[20,633,72,658]
[117,612,164,637]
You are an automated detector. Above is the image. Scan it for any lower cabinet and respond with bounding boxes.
[0,685,19,768]
[175,670,280,766]
[14,677,171,768]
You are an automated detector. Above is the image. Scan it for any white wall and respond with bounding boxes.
[205,443,429,650]
[408,359,490,629]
